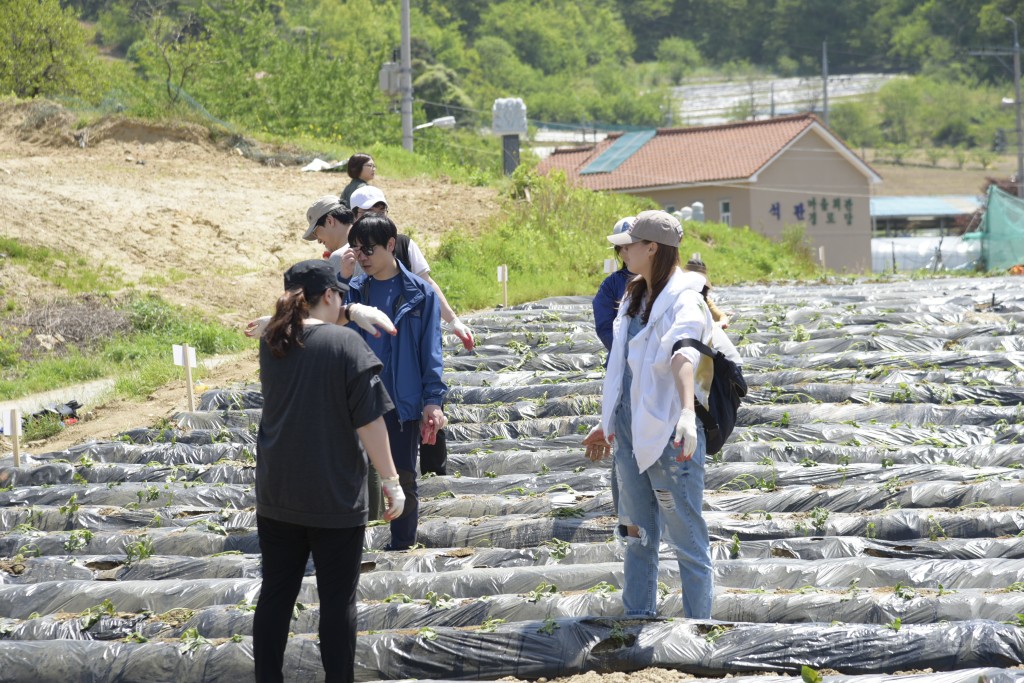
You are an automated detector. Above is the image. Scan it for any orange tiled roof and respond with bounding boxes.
[537,114,862,192]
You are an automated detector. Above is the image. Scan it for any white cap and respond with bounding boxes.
[349,185,388,211]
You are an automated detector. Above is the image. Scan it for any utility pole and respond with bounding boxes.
[400,0,413,153]
[1009,17,1024,197]
[822,40,829,127]
[974,19,1024,198]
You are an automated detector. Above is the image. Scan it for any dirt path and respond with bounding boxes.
[0,101,500,453]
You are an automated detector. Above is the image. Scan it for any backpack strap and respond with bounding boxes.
[671,337,717,430]
[672,337,716,358]
[393,233,413,272]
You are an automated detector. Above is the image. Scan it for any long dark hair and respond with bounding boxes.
[624,242,681,324]
[346,153,372,180]
[263,288,325,358]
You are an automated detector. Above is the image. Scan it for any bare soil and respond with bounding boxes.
[0,101,500,453]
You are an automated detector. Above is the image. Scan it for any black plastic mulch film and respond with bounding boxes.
[1,279,1023,682]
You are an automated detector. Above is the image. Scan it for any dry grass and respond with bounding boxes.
[862,149,1016,196]
[4,295,131,358]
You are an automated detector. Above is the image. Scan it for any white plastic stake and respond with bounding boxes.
[6,409,21,467]
[497,265,508,308]
[603,258,615,274]
[173,344,197,412]
[818,245,827,269]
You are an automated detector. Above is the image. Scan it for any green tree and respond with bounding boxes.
[414,64,474,121]
[0,0,96,97]
[830,99,881,148]
[877,77,924,145]
[97,0,148,56]
[655,37,702,84]
[478,0,633,75]
[132,7,210,107]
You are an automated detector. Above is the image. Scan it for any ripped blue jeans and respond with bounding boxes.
[613,387,713,619]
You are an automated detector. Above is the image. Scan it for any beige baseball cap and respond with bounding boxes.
[607,210,683,248]
[304,195,343,241]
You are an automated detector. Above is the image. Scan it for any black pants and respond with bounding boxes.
[419,428,448,476]
[384,410,420,550]
[254,515,364,683]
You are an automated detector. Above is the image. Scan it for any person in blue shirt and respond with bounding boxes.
[589,216,636,518]
[593,216,637,353]
[344,213,447,551]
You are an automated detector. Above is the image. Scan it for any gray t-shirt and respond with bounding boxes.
[257,323,393,528]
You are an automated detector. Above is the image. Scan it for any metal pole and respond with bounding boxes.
[400,0,413,153]
[1008,17,1024,198]
[822,40,829,127]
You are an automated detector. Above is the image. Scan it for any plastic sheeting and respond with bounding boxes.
[0,619,1020,682]
[1,277,1024,682]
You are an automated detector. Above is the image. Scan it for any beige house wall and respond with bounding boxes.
[752,132,872,272]
[617,130,874,273]
[643,187,752,227]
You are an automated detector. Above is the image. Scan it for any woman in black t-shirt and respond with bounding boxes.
[339,152,375,208]
[254,259,402,683]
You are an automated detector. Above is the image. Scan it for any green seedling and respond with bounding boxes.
[810,506,829,530]
[417,627,438,641]
[124,536,154,566]
[383,593,414,603]
[702,624,730,643]
[886,617,902,631]
[729,533,740,558]
[179,627,211,653]
[526,581,558,603]
[79,599,116,631]
[801,665,823,683]
[543,538,572,561]
[927,515,947,541]
[537,618,560,635]
[894,583,916,600]
[425,591,455,609]
[59,493,79,518]
[479,618,505,633]
[587,581,618,594]
[64,529,94,553]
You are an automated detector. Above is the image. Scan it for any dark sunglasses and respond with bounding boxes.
[352,244,377,256]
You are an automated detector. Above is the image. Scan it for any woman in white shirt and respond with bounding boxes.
[583,210,715,619]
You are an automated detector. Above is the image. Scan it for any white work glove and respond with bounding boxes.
[451,318,475,351]
[381,475,405,521]
[244,315,270,339]
[348,303,396,338]
[672,408,699,461]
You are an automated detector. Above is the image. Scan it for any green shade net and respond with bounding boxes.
[969,185,1024,270]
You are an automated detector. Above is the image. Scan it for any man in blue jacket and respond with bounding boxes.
[593,216,637,353]
[344,214,447,551]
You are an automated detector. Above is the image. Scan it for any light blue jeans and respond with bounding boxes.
[613,386,713,619]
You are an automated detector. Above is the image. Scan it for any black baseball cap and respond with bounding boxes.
[283,260,347,297]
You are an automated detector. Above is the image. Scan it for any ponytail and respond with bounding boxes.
[263,289,311,358]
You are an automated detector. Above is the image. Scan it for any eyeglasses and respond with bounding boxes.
[364,163,376,168]
[352,244,377,256]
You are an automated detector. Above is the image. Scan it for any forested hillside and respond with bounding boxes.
[3,0,1023,162]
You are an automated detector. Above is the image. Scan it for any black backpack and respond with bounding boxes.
[671,338,747,455]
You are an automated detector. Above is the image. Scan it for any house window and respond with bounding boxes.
[720,199,732,226]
